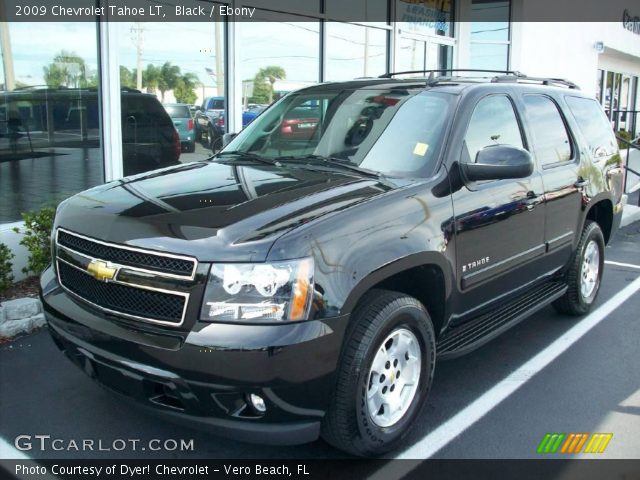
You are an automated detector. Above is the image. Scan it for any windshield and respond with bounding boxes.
[223,88,454,177]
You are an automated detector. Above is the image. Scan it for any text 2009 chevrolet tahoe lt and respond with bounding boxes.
[41,72,625,456]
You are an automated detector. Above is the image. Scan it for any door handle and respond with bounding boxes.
[574,177,590,188]
[525,191,538,210]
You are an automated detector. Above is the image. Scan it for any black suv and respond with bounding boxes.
[40,72,625,456]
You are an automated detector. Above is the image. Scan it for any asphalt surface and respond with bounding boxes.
[0,223,639,460]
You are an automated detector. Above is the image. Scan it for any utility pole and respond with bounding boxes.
[130,23,144,90]
[0,9,15,91]
[214,19,223,96]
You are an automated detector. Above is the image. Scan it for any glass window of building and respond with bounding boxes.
[238,11,320,104]
[396,37,452,74]
[325,23,387,81]
[118,18,225,174]
[396,0,454,37]
[0,22,102,223]
[469,0,511,71]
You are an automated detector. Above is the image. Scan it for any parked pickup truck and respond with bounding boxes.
[41,72,624,456]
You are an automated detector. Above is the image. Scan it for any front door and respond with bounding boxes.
[451,93,546,317]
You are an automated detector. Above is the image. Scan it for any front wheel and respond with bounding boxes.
[553,220,605,316]
[321,290,435,456]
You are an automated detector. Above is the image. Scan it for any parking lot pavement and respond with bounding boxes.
[0,223,639,460]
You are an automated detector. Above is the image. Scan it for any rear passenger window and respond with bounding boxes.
[464,95,523,162]
[523,95,572,167]
[565,96,618,158]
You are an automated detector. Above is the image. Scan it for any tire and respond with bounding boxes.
[553,220,605,316]
[186,142,195,153]
[321,289,436,456]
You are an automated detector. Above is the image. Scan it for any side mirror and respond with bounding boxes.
[461,145,534,182]
[222,132,237,148]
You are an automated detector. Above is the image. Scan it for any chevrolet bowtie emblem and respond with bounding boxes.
[87,260,117,282]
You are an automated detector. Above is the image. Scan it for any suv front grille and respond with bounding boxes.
[54,228,196,326]
[57,230,195,278]
[58,262,186,324]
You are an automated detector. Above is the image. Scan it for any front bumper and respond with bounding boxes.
[41,266,348,445]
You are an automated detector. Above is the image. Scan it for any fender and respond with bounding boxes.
[341,251,453,315]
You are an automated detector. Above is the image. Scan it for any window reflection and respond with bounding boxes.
[0,22,102,222]
[118,19,225,171]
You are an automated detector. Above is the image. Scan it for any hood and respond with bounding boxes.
[55,160,396,261]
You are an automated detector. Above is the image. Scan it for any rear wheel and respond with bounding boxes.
[321,290,435,456]
[553,220,605,316]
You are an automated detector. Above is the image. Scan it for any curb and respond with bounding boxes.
[621,205,640,228]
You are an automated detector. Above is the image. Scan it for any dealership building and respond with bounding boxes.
[1,0,639,278]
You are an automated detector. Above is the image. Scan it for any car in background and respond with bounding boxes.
[201,106,268,151]
[164,103,196,153]
[194,96,225,149]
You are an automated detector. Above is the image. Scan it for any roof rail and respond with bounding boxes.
[379,69,526,79]
[379,69,579,90]
[120,86,142,93]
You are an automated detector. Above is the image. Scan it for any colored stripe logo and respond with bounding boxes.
[537,433,612,454]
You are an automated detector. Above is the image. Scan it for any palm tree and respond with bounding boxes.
[257,66,286,102]
[142,64,161,94]
[174,73,200,104]
[157,62,181,102]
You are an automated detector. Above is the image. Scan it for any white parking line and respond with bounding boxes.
[605,260,640,270]
[389,274,640,461]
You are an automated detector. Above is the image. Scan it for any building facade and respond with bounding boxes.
[1,0,639,278]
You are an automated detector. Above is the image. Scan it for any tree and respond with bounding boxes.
[174,72,200,104]
[157,62,181,102]
[43,51,89,88]
[120,66,136,89]
[250,66,286,104]
[142,64,161,94]
[249,74,271,104]
[258,66,286,102]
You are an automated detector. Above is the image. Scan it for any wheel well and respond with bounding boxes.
[586,199,613,244]
[368,264,446,338]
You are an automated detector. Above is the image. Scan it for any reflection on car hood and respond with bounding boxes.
[55,161,397,261]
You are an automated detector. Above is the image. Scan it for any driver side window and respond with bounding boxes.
[464,95,524,163]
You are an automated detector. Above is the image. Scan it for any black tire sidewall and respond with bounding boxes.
[352,303,435,452]
[576,223,605,307]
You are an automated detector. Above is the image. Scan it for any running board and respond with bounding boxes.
[437,281,567,360]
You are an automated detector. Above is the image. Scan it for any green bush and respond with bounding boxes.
[616,129,632,149]
[0,243,14,293]
[13,207,56,276]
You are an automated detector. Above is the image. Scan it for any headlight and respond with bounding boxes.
[200,258,314,322]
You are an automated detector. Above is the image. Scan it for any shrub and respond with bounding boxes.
[13,207,56,276]
[616,129,632,149]
[0,243,14,293]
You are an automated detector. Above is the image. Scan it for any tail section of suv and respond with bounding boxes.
[41,72,624,456]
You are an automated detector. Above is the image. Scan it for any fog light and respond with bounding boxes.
[248,393,266,413]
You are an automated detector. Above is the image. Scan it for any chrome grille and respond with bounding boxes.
[58,262,186,324]
[55,228,196,327]
[57,229,196,278]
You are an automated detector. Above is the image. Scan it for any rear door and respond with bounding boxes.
[519,94,581,263]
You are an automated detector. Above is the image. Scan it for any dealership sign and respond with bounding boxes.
[623,9,640,35]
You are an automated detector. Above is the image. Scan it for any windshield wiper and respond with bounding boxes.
[215,151,282,166]
[276,154,381,178]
